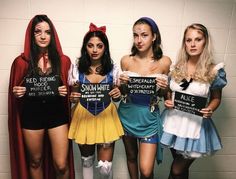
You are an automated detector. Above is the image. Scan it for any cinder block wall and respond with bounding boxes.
[0,0,235,178]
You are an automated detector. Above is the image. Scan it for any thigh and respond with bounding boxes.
[22,129,45,158]
[48,124,69,163]
[139,142,157,172]
[97,142,115,161]
[122,135,138,158]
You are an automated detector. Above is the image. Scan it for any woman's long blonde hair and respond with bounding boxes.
[171,23,216,83]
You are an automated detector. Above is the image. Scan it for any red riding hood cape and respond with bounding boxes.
[8,15,75,179]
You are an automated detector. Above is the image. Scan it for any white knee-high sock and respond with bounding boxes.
[97,160,113,179]
[81,155,94,179]
[83,165,93,179]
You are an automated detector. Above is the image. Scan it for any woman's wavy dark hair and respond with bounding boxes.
[131,18,163,60]
[78,31,113,75]
[29,15,61,75]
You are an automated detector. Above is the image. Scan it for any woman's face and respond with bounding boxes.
[133,23,156,52]
[86,36,105,61]
[185,28,206,57]
[34,21,51,49]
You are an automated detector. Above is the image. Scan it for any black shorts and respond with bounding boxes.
[21,96,69,130]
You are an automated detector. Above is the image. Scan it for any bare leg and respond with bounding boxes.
[48,124,69,179]
[122,135,139,179]
[22,129,44,179]
[139,142,157,179]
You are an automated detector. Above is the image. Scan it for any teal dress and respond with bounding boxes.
[118,72,167,163]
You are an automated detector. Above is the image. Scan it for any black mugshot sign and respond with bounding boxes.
[79,83,111,103]
[127,77,156,95]
[25,75,60,97]
[174,91,207,116]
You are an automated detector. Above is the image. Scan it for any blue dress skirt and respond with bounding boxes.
[160,65,227,158]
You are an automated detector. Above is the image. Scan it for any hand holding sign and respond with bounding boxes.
[12,86,26,98]
[156,76,168,90]
[174,91,207,116]
[25,74,60,97]
[164,99,174,109]
[128,77,156,95]
[58,85,67,97]
[79,83,111,103]
[70,83,80,103]
[109,86,121,99]
[200,107,213,118]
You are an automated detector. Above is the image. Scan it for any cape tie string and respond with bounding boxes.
[39,53,48,73]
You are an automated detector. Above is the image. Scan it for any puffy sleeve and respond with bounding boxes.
[210,63,227,90]
[112,63,121,86]
[67,61,79,86]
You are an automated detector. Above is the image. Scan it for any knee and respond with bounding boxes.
[81,155,95,168]
[97,160,112,177]
[140,169,153,179]
[126,154,137,163]
[29,157,42,169]
[54,160,68,175]
[170,166,188,177]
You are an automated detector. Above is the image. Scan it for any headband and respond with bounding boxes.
[89,23,106,34]
[139,17,158,33]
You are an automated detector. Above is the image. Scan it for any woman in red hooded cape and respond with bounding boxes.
[8,15,74,179]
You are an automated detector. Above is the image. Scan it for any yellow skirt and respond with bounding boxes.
[68,102,124,145]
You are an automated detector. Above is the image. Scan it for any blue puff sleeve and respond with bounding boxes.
[210,67,227,90]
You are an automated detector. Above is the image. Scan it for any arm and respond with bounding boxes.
[10,57,29,98]
[59,55,72,97]
[200,64,227,118]
[200,89,222,118]
[65,58,81,102]
[109,86,121,102]
[163,89,174,109]
[156,56,172,97]
[119,55,130,83]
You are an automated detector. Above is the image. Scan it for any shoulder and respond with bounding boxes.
[120,55,131,64]
[210,62,227,89]
[159,55,172,74]
[211,62,226,77]
[120,55,132,70]
[112,63,119,71]
[212,62,225,72]
[160,55,172,66]
[11,54,29,70]
[111,62,120,74]
[60,55,71,63]
[60,55,72,69]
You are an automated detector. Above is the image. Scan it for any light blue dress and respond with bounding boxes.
[160,63,227,158]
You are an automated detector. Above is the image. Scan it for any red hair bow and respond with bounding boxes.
[89,23,106,34]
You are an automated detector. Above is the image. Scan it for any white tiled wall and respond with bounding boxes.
[0,0,235,178]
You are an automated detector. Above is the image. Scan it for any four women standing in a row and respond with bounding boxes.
[8,14,227,179]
